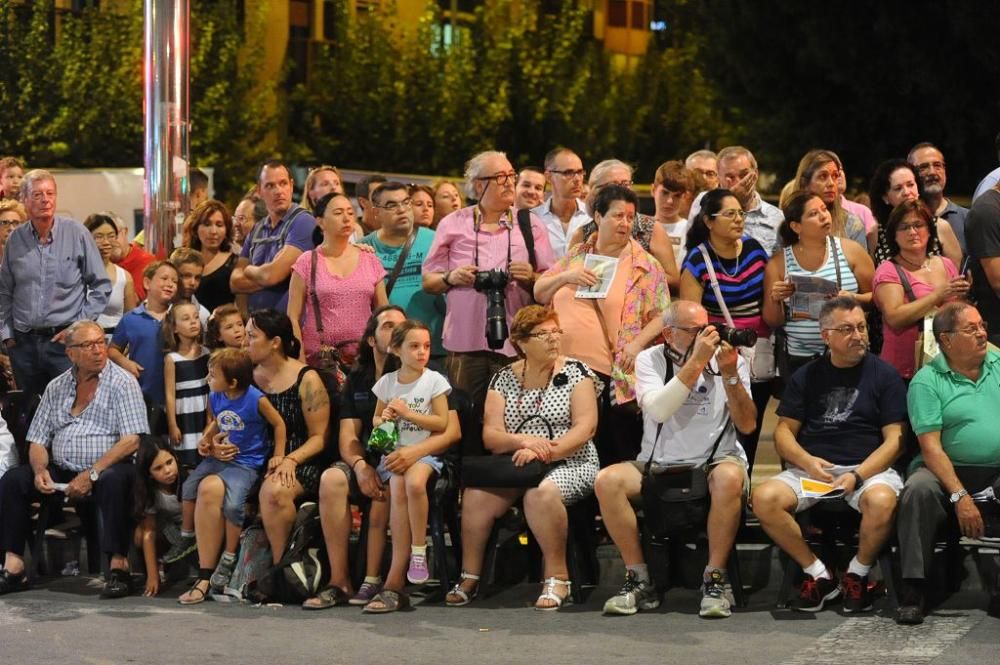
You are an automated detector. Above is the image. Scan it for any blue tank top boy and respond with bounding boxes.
[210,385,271,470]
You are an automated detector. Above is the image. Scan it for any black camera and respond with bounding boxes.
[709,324,757,348]
[474,269,511,350]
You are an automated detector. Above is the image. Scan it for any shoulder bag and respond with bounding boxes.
[461,414,562,488]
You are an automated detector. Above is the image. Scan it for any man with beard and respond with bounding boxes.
[909,143,968,255]
[752,296,907,614]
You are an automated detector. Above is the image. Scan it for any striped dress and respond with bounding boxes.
[782,237,858,358]
[682,237,770,338]
[169,347,210,461]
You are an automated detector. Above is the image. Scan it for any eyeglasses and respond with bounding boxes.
[823,323,868,336]
[897,222,927,233]
[0,219,21,227]
[602,179,633,188]
[91,232,117,242]
[476,172,518,186]
[694,169,718,180]
[525,329,564,340]
[376,198,412,212]
[946,322,988,336]
[711,209,746,221]
[549,169,586,180]
[69,338,108,351]
[671,325,703,335]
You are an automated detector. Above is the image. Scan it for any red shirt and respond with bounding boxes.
[115,243,155,300]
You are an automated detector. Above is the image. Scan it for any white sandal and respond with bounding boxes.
[446,572,480,607]
[535,577,572,611]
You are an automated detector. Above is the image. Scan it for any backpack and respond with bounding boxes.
[221,522,273,603]
[260,502,326,603]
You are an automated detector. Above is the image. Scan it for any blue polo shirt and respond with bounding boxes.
[110,303,166,405]
[240,206,316,312]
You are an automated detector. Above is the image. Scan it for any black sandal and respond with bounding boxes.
[0,569,29,596]
[302,585,350,610]
[178,579,210,605]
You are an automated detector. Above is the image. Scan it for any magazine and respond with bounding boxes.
[787,274,839,320]
[576,254,620,299]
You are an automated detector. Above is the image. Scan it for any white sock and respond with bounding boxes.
[363,575,382,585]
[219,551,236,563]
[626,563,650,583]
[180,530,194,538]
[847,556,871,577]
[411,544,427,556]
[803,559,831,580]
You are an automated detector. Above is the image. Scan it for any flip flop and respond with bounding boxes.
[362,589,410,614]
[302,585,350,610]
[178,580,210,606]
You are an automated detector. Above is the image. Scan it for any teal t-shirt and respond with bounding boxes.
[359,227,446,356]
[907,349,1000,472]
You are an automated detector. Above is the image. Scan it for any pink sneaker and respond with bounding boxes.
[407,552,430,584]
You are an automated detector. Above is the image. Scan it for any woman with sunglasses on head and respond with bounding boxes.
[680,188,771,473]
[873,199,969,380]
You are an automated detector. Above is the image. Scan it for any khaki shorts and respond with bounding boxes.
[628,455,750,500]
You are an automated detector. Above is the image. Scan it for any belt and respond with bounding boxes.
[19,324,71,337]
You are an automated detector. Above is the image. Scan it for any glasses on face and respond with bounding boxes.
[69,338,107,351]
[711,209,746,221]
[916,160,946,173]
[0,218,21,227]
[549,169,586,180]
[92,232,117,242]
[476,172,518,186]
[671,325,703,335]
[525,329,564,341]
[376,198,412,212]
[823,323,868,336]
[947,321,988,336]
[604,179,633,188]
[897,222,928,233]
[694,169,718,180]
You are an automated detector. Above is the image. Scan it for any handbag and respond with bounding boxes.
[697,244,775,381]
[639,348,733,535]
[461,414,563,488]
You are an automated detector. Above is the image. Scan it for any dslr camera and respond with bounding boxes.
[474,269,511,350]
[705,324,757,348]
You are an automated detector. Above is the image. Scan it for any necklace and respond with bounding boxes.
[897,254,930,271]
[708,240,742,278]
[517,360,556,415]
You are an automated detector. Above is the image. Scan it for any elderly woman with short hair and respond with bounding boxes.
[447,305,598,610]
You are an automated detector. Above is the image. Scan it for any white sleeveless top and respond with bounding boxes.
[97,265,128,334]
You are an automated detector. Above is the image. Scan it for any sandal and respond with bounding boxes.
[534,577,571,611]
[362,589,410,614]
[178,579,210,606]
[446,572,480,607]
[302,585,351,610]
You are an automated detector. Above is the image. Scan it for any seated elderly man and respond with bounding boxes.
[896,302,1000,624]
[753,296,907,613]
[0,320,149,598]
[595,300,756,619]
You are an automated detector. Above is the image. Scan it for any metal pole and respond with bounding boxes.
[143,0,189,256]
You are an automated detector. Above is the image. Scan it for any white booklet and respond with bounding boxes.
[576,254,619,299]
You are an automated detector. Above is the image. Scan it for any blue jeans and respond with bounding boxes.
[10,331,72,398]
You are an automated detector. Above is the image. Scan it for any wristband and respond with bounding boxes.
[850,470,864,487]
[442,271,453,288]
[285,456,299,466]
[352,458,366,471]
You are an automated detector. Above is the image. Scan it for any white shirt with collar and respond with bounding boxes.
[531,197,591,258]
[687,191,784,257]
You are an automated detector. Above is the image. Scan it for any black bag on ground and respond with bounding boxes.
[255,502,326,603]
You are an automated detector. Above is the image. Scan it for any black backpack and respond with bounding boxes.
[257,502,327,603]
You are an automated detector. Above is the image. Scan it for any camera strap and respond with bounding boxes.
[697,244,736,328]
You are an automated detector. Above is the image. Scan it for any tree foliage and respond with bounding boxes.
[288,0,734,182]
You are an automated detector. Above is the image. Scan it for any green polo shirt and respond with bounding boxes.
[907,349,1000,473]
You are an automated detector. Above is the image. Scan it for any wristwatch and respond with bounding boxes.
[724,375,739,386]
[442,271,453,289]
[949,488,969,504]
[88,467,100,483]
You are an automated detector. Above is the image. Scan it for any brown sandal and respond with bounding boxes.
[302,585,351,610]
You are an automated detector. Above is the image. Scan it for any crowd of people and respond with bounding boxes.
[0,137,999,626]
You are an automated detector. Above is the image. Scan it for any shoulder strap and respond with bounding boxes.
[697,244,736,327]
[384,230,416,298]
[829,236,843,289]
[280,206,309,245]
[517,208,537,271]
[310,250,325,334]
[892,261,917,302]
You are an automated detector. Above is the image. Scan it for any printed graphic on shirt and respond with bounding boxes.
[820,387,859,424]
[216,410,246,433]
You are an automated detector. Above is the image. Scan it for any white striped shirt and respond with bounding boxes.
[27,361,149,471]
[783,237,858,357]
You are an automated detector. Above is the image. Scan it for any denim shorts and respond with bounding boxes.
[181,457,260,526]
[375,452,443,483]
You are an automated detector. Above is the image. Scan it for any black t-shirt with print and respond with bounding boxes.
[777,353,907,465]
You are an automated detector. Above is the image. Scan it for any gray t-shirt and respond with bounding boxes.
[965,189,1000,343]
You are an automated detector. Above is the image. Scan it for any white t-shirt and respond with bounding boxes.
[660,219,689,269]
[372,368,451,447]
[0,413,17,478]
[633,344,749,466]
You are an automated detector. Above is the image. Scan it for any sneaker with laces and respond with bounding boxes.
[789,574,841,612]
[842,572,873,613]
[100,568,132,599]
[163,534,197,564]
[699,570,734,618]
[602,569,660,616]
[209,554,237,592]
[349,580,382,605]
[407,552,430,585]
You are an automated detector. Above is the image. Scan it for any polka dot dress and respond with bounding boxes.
[488,358,600,504]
